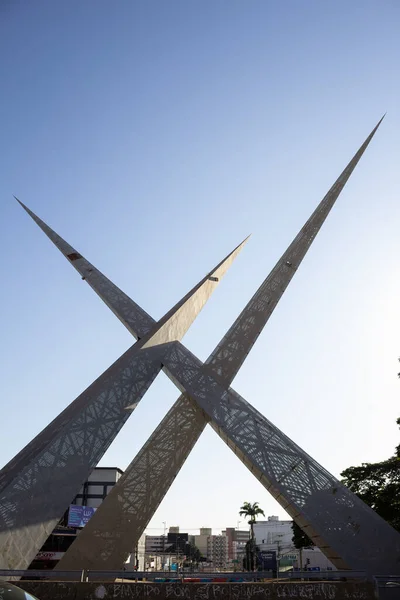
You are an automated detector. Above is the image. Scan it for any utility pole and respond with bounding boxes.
[162,521,166,571]
[276,541,280,581]
[176,536,180,575]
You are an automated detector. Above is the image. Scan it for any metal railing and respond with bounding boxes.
[375,576,400,600]
[0,569,85,581]
[0,568,371,582]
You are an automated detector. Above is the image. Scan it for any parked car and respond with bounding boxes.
[0,581,40,599]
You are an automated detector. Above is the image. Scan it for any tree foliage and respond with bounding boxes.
[239,502,265,529]
[183,542,202,566]
[242,539,260,571]
[239,502,265,571]
[340,416,400,532]
[291,521,314,550]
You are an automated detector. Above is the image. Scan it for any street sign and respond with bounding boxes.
[258,550,277,571]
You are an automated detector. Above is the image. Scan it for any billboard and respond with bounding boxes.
[68,505,96,528]
[35,551,65,561]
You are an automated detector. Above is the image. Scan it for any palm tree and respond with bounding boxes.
[239,501,265,541]
[239,502,265,571]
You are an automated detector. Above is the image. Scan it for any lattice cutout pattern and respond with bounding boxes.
[163,340,400,575]
[5,119,399,577]
[60,119,399,576]
[0,346,162,569]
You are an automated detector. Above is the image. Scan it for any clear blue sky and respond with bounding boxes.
[1,1,400,535]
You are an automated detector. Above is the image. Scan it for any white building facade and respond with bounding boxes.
[254,516,293,553]
[254,516,336,571]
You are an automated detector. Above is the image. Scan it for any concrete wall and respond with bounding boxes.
[194,535,208,558]
[16,580,376,600]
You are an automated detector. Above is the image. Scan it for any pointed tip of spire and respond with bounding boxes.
[371,114,386,136]
[355,114,386,154]
[230,234,251,257]
[13,196,39,221]
[13,195,28,211]
[377,113,386,125]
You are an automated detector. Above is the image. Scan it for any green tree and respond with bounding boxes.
[340,416,400,532]
[291,521,314,570]
[239,502,265,571]
[242,539,263,572]
[242,540,255,572]
[239,501,265,541]
[182,542,202,570]
[291,521,314,550]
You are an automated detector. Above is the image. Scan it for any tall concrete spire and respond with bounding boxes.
[57,119,399,575]
[3,117,398,576]
[0,233,246,570]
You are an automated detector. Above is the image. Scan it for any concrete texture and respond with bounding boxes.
[15,581,376,600]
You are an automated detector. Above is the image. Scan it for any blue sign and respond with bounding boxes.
[258,550,277,571]
[68,505,96,527]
